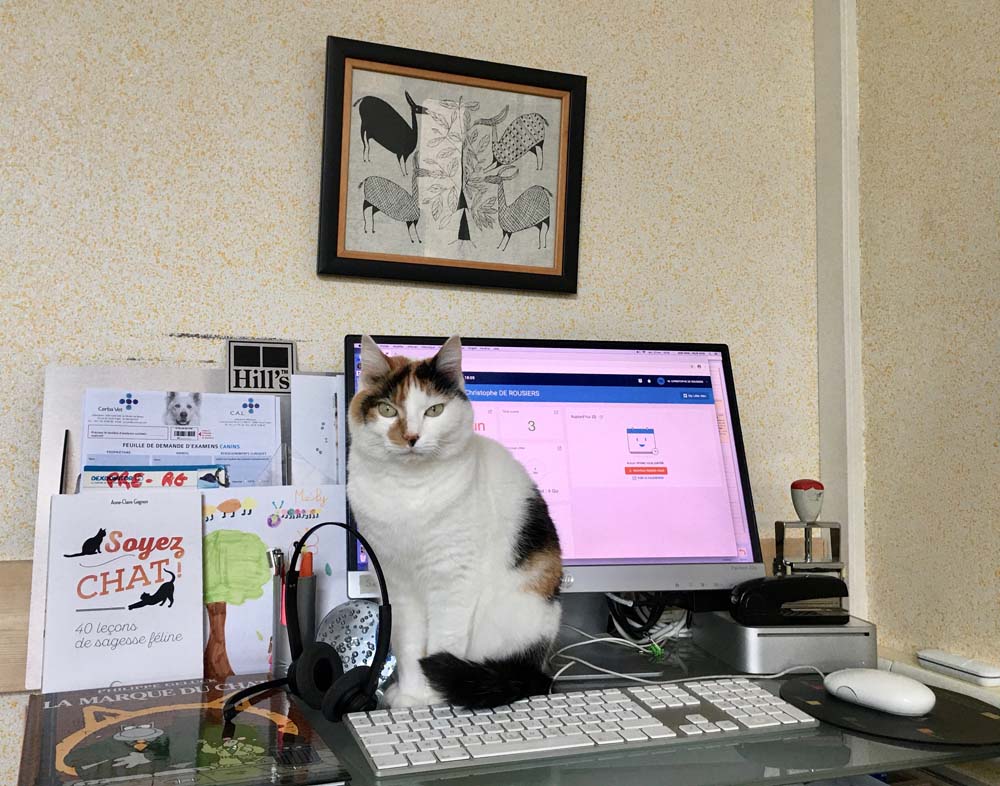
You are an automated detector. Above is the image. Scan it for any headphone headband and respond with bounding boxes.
[285,521,390,654]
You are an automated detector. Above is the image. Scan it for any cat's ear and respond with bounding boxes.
[360,335,391,388]
[433,335,464,390]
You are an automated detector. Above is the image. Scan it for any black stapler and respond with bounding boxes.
[729,575,849,626]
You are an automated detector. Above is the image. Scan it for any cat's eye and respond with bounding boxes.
[377,402,398,418]
[425,403,445,417]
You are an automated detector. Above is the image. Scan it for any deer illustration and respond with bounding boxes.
[359,159,429,243]
[484,166,553,251]
[475,106,549,170]
[353,91,426,175]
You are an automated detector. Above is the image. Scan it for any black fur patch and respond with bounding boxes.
[512,491,560,568]
[414,357,468,399]
[358,365,413,418]
[420,643,551,709]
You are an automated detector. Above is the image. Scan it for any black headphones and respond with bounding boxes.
[222,521,392,725]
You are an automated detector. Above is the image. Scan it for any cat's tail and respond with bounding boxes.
[419,646,551,709]
[63,552,85,557]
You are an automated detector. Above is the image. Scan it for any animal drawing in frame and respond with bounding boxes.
[318,37,586,293]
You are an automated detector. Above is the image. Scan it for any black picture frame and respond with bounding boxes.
[317,37,587,293]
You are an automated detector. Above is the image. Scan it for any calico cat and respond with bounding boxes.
[347,335,562,709]
[64,527,107,558]
[128,569,175,609]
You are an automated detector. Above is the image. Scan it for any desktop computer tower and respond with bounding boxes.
[691,611,877,674]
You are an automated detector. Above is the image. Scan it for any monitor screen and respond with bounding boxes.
[344,336,762,591]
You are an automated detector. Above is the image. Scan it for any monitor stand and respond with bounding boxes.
[553,593,719,683]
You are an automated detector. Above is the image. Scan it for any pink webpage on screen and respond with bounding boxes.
[352,343,753,566]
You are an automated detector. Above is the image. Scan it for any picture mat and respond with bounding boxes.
[338,59,569,273]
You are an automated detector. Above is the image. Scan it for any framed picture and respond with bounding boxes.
[317,37,587,293]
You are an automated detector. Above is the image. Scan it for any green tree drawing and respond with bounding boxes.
[203,530,271,680]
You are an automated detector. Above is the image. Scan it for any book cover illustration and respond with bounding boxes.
[43,490,204,693]
[18,675,348,786]
[202,485,348,680]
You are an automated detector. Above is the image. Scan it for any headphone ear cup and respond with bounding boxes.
[287,642,343,710]
[321,666,375,721]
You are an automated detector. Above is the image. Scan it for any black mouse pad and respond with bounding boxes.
[780,676,1000,745]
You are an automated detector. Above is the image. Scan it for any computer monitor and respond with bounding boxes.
[343,336,764,597]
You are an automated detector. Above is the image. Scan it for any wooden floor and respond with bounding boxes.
[0,561,30,693]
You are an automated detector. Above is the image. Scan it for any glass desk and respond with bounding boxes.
[310,639,1000,786]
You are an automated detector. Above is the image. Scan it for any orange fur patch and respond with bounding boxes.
[520,547,563,599]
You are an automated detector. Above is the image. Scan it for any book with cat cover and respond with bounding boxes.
[17,674,349,786]
[43,489,204,693]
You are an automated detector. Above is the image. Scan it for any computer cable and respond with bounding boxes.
[548,657,826,690]
[605,592,691,644]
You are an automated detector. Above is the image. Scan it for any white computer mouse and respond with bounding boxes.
[824,668,936,716]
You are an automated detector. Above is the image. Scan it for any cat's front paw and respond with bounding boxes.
[383,683,425,708]
[383,682,444,708]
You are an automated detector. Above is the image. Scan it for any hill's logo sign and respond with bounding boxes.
[227,340,295,394]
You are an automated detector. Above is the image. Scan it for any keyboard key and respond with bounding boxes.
[439,737,461,748]
[645,725,677,739]
[372,753,409,770]
[679,724,703,735]
[619,728,649,742]
[366,742,396,757]
[685,714,709,724]
[437,747,471,761]
[362,733,398,747]
[785,706,815,723]
[395,742,417,754]
[407,751,436,766]
[717,720,739,731]
[464,733,595,759]
[589,731,625,745]
[743,716,781,728]
[620,717,662,729]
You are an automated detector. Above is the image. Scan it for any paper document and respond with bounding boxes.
[202,484,348,677]
[81,389,282,487]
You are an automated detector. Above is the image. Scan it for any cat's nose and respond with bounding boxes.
[405,434,419,447]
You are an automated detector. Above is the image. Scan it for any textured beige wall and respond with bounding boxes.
[0,0,817,772]
[859,0,1000,660]
[0,0,818,561]
[0,0,818,764]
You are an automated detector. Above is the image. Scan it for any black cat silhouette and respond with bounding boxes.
[128,569,175,610]
[64,528,107,558]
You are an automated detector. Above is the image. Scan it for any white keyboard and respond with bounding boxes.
[345,678,818,776]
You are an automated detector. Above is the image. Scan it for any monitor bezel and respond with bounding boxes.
[342,334,764,593]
